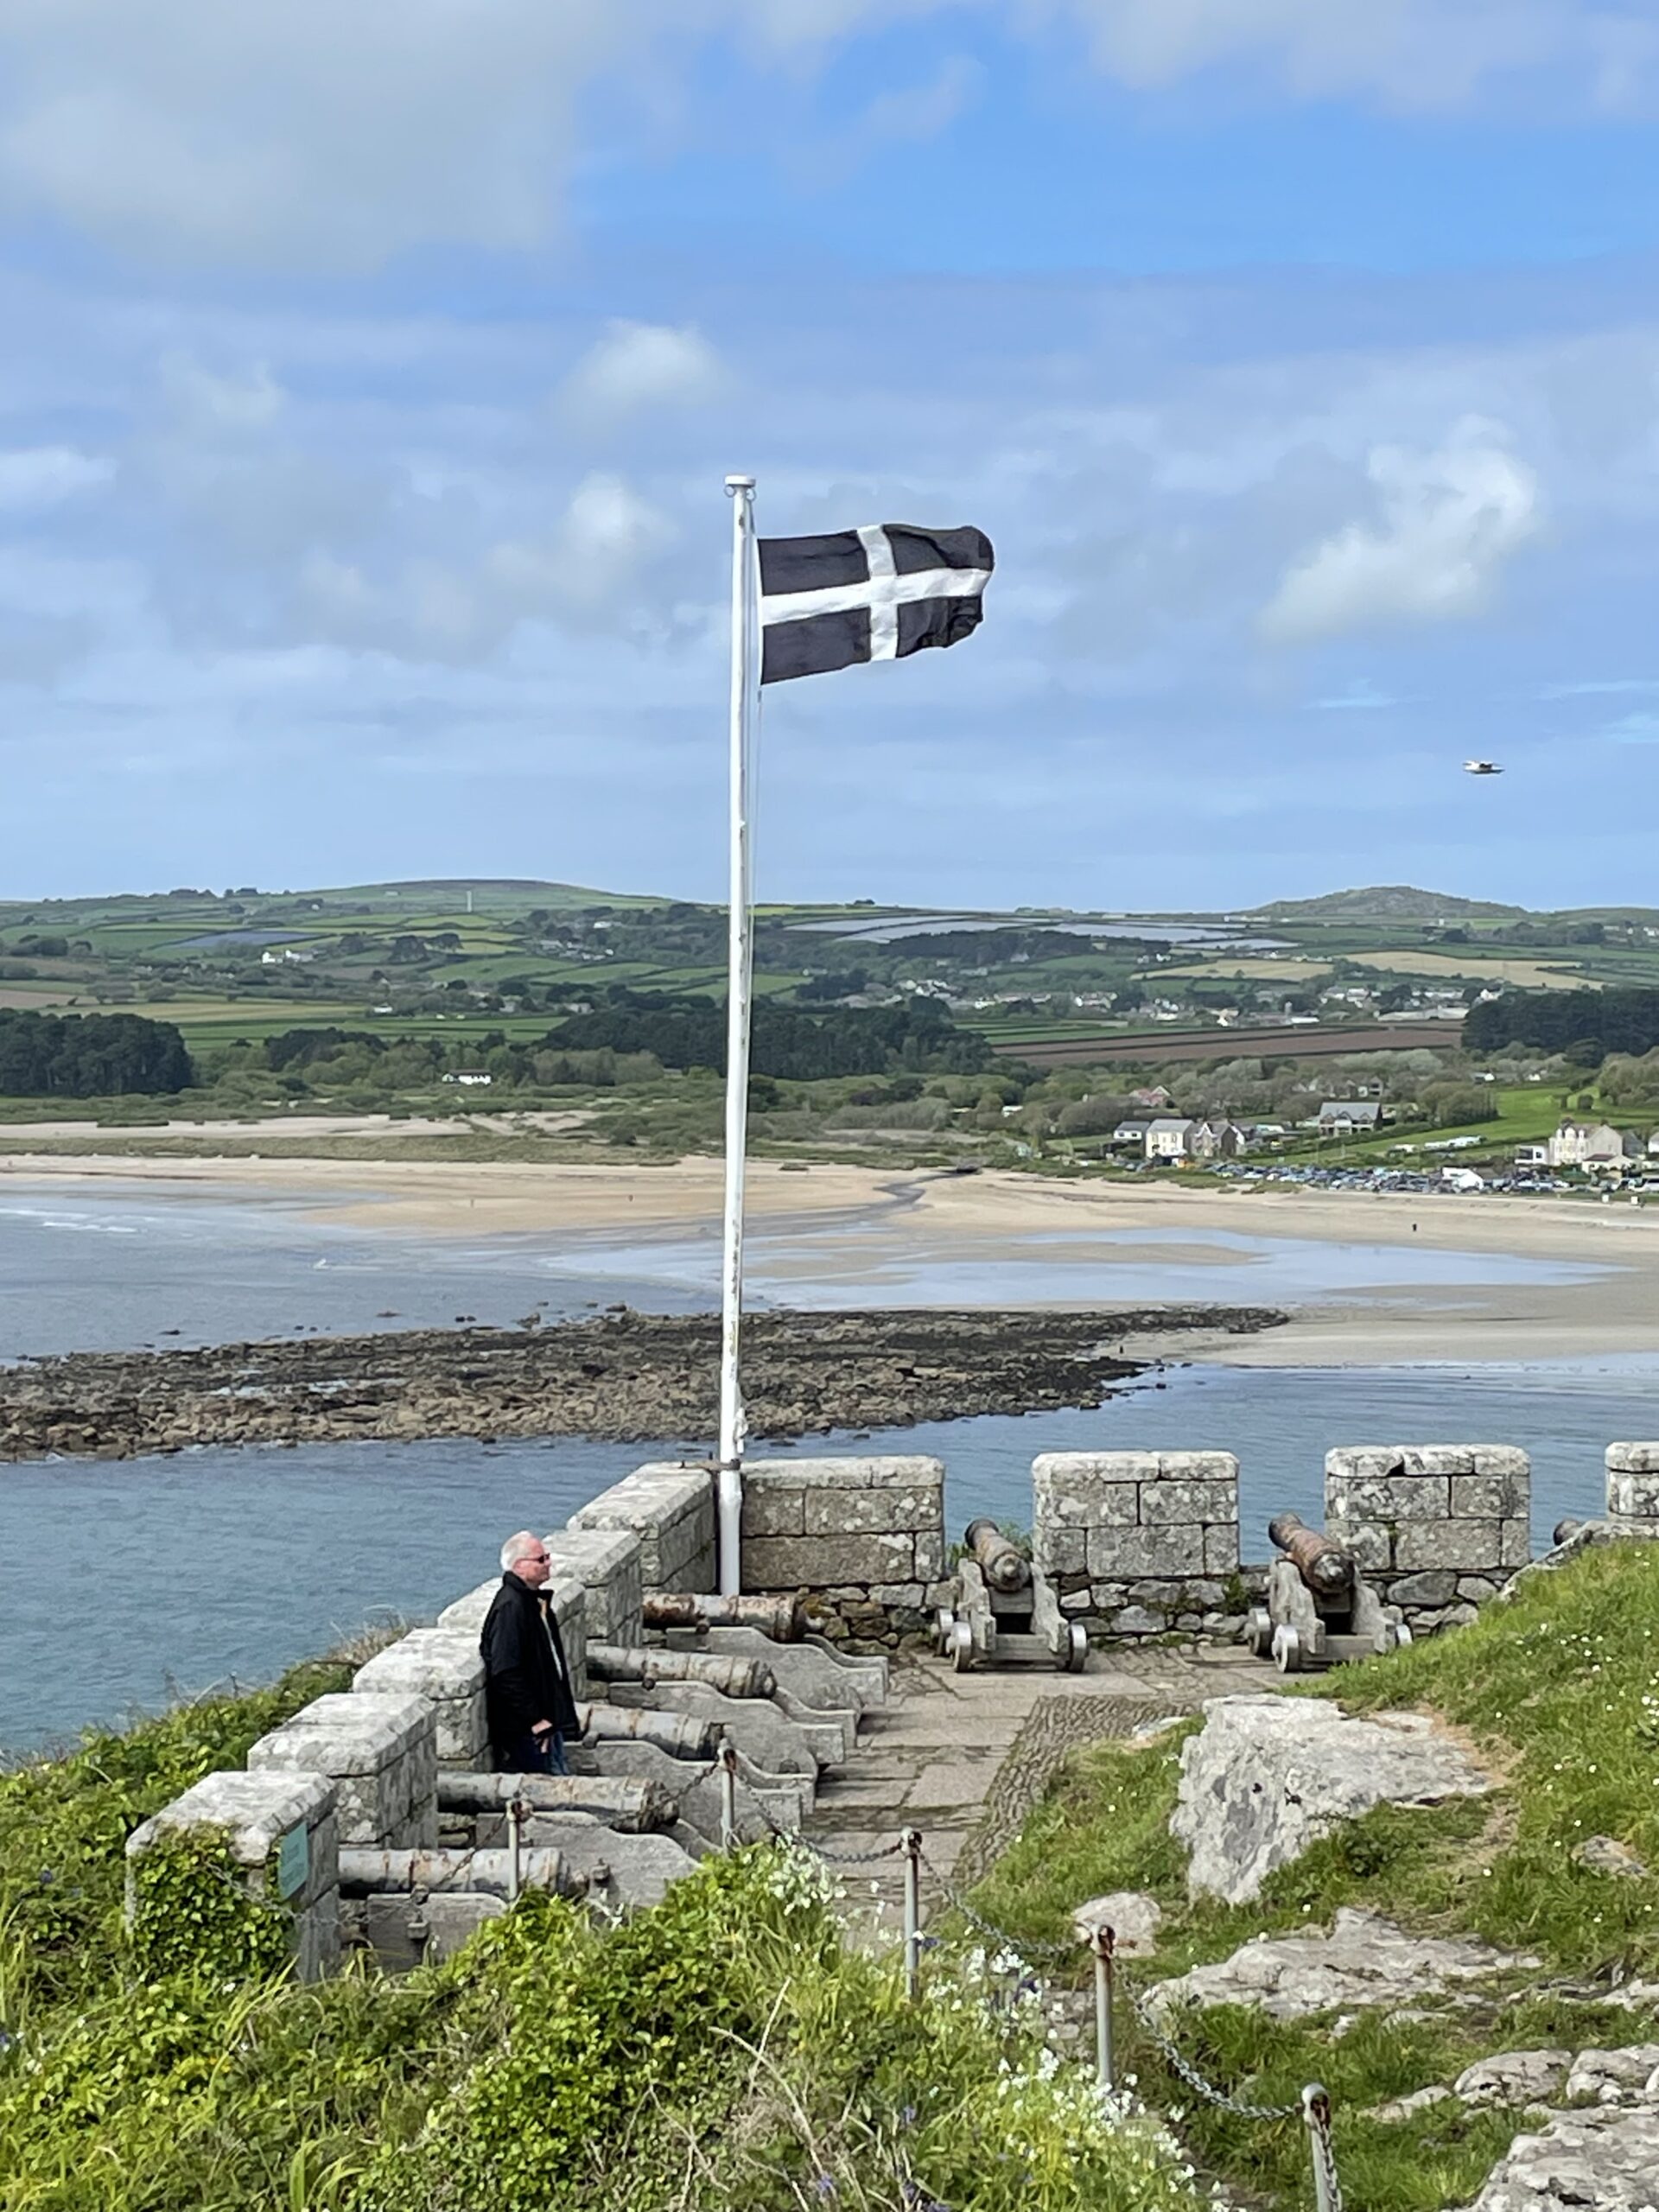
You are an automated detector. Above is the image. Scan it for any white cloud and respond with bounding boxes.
[1041,0,1659,111]
[1260,420,1541,644]
[0,0,644,267]
[0,445,114,509]
[558,322,727,431]
[161,356,285,432]
[2,3,1656,274]
[292,474,677,663]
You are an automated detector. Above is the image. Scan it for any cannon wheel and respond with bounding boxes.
[949,1621,975,1674]
[1273,1624,1303,1675]
[1245,1607,1274,1659]
[934,1606,956,1658]
[1065,1623,1089,1673]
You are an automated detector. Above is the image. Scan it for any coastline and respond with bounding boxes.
[3,1149,1657,1365]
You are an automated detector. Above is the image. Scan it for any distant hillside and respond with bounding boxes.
[1250,885,1527,922]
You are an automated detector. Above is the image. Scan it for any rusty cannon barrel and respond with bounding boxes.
[339,1847,572,1898]
[963,1517,1032,1595]
[1268,1510,1355,1599]
[587,1643,775,1701]
[435,1771,677,1833]
[575,1702,717,1760]
[641,1592,805,1641]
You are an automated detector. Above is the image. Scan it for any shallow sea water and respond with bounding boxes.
[6,1354,1657,1754]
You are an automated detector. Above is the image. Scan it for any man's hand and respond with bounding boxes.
[531,1719,553,1738]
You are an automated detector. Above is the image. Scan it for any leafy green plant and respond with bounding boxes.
[128,1827,291,1982]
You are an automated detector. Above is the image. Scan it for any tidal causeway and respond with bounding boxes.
[0,1303,1285,1462]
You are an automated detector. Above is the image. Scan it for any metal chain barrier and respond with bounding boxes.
[917,1845,1077,1965]
[1119,1975,1304,2121]
[1303,2083,1344,2212]
[703,1760,1327,2158]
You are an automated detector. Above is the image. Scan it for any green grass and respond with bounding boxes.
[969,1543,1659,2211]
[0,1682,1211,2212]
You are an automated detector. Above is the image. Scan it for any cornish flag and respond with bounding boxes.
[759,522,993,685]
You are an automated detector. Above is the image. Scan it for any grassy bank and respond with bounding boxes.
[0,1670,1205,2212]
[969,1541,1659,2211]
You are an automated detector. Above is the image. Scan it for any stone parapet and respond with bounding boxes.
[437,1573,588,1696]
[1033,1450,1240,1637]
[353,1630,486,1770]
[1606,1443,1659,1520]
[125,1767,340,1982]
[248,1691,438,1850]
[542,1526,644,1646]
[571,1462,715,1594]
[1325,1446,1531,1630]
[740,1456,946,1644]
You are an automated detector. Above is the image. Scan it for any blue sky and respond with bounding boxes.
[4,2,1659,911]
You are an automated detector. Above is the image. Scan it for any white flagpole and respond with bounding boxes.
[717,473,759,1595]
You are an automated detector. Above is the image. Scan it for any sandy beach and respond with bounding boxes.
[3,1147,1657,1364]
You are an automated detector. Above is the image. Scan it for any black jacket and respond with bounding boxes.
[480,1572,580,1761]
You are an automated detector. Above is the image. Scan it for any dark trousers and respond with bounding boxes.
[505,1728,568,1777]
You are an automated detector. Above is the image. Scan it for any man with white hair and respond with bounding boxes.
[480,1530,580,1775]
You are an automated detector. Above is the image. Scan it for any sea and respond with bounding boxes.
[2,1178,1654,1753]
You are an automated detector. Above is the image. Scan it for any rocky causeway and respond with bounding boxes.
[0,1301,1285,1463]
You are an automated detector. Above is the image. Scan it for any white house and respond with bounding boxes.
[1144,1116,1198,1160]
[1547,1121,1639,1170]
[1141,1117,1247,1162]
[442,1071,493,1088]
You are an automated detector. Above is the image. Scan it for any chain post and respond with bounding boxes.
[902,1827,923,2001]
[718,1741,739,1851]
[1088,1922,1116,2091]
[506,1795,524,1904]
[1301,2082,1341,2212]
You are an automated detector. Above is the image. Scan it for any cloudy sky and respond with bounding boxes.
[4,2,1659,910]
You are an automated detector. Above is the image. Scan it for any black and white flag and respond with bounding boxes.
[758,522,993,685]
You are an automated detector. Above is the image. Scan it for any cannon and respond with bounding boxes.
[1245,1511,1411,1673]
[934,1522,1086,1675]
[642,1592,805,1641]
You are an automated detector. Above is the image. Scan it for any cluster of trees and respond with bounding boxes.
[544,989,992,1078]
[1465,988,1659,1064]
[0,1011,192,1097]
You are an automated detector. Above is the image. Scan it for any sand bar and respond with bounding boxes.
[3,1151,1656,1363]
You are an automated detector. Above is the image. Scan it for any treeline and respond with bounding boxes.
[543,990,992,1078]
[0,1010,193,1096]
[1465,987,1659,1063]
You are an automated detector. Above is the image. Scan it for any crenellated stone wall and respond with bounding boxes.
[1325,1446,1531,1630]
[126,1768,341,1982]
[247,1692,439,1851]
[1606,1443,1659,1521]
[740,1454,947,1643]
[543,1526,644,1646]
[1032,1450,1241,1637]
[571,1462,715,1594]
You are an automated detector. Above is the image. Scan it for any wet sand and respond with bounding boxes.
[1,1151,1655,1363]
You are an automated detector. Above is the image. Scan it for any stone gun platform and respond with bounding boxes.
[796,1637,1268,1942]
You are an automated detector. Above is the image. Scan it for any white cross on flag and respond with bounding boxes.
[758,522,994,684]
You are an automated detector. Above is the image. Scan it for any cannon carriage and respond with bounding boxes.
[934,1517,1088,1674]
[1246,1510,1411,1673]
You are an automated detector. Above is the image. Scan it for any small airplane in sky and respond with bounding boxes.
[1462,760,1503,776]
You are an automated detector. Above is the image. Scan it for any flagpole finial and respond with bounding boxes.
[724,474,755,494]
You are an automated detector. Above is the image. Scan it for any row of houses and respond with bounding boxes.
[1111,1116,1252,1160]
[1516,1121,1652,1172]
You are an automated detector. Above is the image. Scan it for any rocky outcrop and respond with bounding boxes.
[1071,1891,1163,1957]
[0,1303,1284,1463]
[1143,1907,1533,2024]
[1454,2051,1573,2108]
[1171,1694,1494,1904]
[1458,2107,1659,2211]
